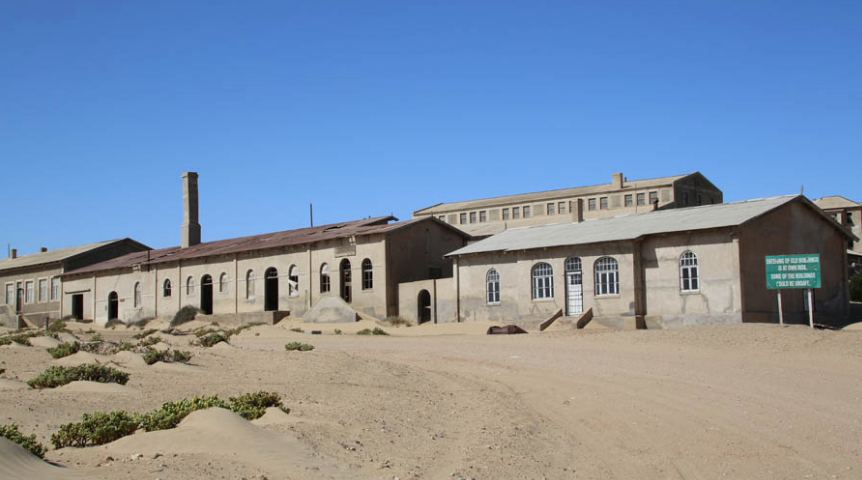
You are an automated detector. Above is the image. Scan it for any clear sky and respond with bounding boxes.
[2,1,860,255]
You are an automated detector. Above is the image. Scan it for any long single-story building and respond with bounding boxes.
[398,195,855,329]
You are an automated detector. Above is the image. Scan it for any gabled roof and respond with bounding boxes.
[812,196,861,210]
[413,172,695,216]
[0,239,149,273]
[447,195,855,257]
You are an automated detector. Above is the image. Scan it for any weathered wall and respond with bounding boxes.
[1,264,64,326]
[398,278,457,324]
[672,173,723,208]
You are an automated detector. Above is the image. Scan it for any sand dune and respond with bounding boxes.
[29,336,62,348]
[53,351,111,366]
[0,379,28,390]
[843,322,862,330]
[55,381,132,393]
[252,406,292,426]
[106,408,352,478]
[0,342,29,349]
[0,438,86,480]
[110,350,147,367]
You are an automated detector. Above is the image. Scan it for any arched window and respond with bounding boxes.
[486,268,500,304]
[531,263,554,299]
[288,265,299,297]
[219,273,228,293]
[680,251,699,292]
[163,279,172,298]
[186,276,194,296]
[320,263,330,293]
[565,257,582,273]
[246,270,255,299]
[362,259,373,290]
[595,257,619,296]
[134,282,142,308]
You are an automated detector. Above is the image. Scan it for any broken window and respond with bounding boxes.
[362,259,373,290]
[320,264,330,293]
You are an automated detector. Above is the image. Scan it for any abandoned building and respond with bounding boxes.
[413,172,724,238]
[397,195,855,329]
[0,239,150,327]
[58,173,469,325]
[813,196,861,259]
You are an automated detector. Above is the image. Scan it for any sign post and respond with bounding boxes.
[765,254,821,329]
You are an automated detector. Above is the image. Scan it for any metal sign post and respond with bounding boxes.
[765,254,821,329]
[777,290,783,326]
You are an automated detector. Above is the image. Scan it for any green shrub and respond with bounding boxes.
[197,332,229,347]
[284,342,314,352]
[133,329,158,340]
[171,305,202,327]
[27,364,129,389]
[139,335,162,348]
[289,327,304,333]
[0,332,36,346]
[194,328,217,338]
[334,329,342,335]
[386,316,412,327]
[51,411,138,448]
[90,333,103,342]
[172,350,193,362]
[118,342,135,352]
[0,424,47,458]
[46,319,69,334]
[851,270,862,302]
[356,327,389,336]
[142,348,193,365]
[46,342,80,359]
[229,391,289,420]
[137,395,228,432]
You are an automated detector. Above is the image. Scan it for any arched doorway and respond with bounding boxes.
[340,259,352,303]
[565,257,583,316]
[200,275,213,315]
[107,292,119,321]
[418,290,431,324]
[264,268,279,311]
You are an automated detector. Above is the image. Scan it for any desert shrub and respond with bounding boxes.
[142,348,193,365]
[197,332,229,347]
[289,327,304,333]
[851,270,862,302]
[27,364,129,389]
[46,319,69,334]
[137,394,228,432]
[194,328,217,338]
[356,327,389,336]
[47,342,80,359]
[104,318,124,329]
[284,342,314,352]
[171,305,202,327]
[334,329,342,335]
[227,323,262,336]
[229,391,289,420]
[51,411,138,448]
[118,342,135,352]
[0,424,47,458]
[172,350,193,362]
[133,329,158,340]
[139,335,162,348]
[89,333,103,342]
[386,316,412,327]
[0,331,39,346]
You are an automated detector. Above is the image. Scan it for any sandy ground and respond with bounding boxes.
[1,318,861,480]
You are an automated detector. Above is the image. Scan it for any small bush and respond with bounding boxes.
[137,394,228,432]
[46,319,69,334]
[334,329,342,335]
[139,336,162,348]
[171,305,202,327]
[90,333,103,342]
[284,342,314,352]
[143,348,193,365]
[0,332,38,346]
[851,270,862,302]
[386,316,412,327]
[47,342,80,359]
[133,329,158,340]
[172,350,193,362]
[197,332,229,347]
[229,391,289,420]
[194,328,217,338]
[0,424,47,458]
[104,318,124,329]
[27,364,129,389]
[289,327,304,333]
[118,342,135,352]
[356,327,389,336]
[51,411,138,448]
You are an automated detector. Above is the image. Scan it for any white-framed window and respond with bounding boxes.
[219,273,228,293]
[163,279,172,297]
[637,193,645,206]
[600,197,608,210]
[25,281,34,303]
[362,259,373,290]
[289,265,299,297]
[486,268,500,304]
[320,264,330,293]
[50,277,59,301]
[134,282,142,308]
[588,198,596,211]
[246,270,255,299]
[5,283,13,305]
[469,212,477,224]
[38,279,48,302]
[680,251,699,292]
[595,257,619,296]
[625,194,633,207]
[566,256,582,273]
[531,263,554,300]
[186,276,194,296]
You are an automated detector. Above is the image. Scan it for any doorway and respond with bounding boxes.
[264,268,279,311]
[418,290,431,324]
[565,257,583,316]
[71,294,84,321]
[107,292,119,321]
[200,275,213,315]
[340,259,352,303]
[16,286,23,314]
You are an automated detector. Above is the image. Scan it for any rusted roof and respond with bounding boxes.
[0,238,149,273]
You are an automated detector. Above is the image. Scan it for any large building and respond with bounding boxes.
[397,195,855,329]
[0,239,150,327]
[813,196,861,254]
[413,172,723,237]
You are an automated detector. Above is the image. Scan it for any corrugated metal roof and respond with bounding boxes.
[447,195,815,256]
[813,196,860,210]
[413,173,690,215]
[0,239,138,273]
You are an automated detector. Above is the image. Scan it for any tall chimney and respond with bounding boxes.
[10,249,17,259]
[612,172,624,189]
[181,172,201,248]
[40,247,48,253]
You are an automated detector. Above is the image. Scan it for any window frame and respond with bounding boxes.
[637,193,646,206]
[469,212,477,224]
[624,194,633,207]
[679,251,699,292]
[163,279,172,298]
[502,208,510,220]
[246,270,255,299]
[558,201,565,214]
[5,283,13,305]
[459,213,467,225]
[649,191,658,205]
[50,277,59,301]
[531,263,554,300]
[599,197,609,210]
[594,257,619,296]
[547,203,555,215]
[289,265,299,297]
[486,268,500,305]
[186,276,195,296]
[479,211,487,222]
[512,207,520,219]
[134,282,142,308]
[588,198,597,211]
[25,281,34,303]
[523,206,531,218]
[38,278,48,303]
[320,264,330,294]
[219,273,228,294]
[362,259,373,290]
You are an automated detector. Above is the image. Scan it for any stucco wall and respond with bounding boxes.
[398,278,457,324]
[1,264,63,326]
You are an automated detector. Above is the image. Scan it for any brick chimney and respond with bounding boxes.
[612,172,624,189]
[10,249,17,259]
[40,247,47,253]
[181,172,201,248]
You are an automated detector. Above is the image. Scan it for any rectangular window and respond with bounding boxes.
[459,213,467,224]
[512,207,520,219]
[438,215,446,222]
[847,212,854,225]
[588,198,597,211]
[547,203,555,215]
[38,279,48,302]
[600,197,608,210]
[558,202,565,214]
[637,193,645,206]
[5,284,12,305]
[649,191,658,204]
[50,277,59,301]
[469,212,477,223]
[502,208,510,220]
[624,194,633,207]
[479,211,487,222]
[568,201,573,213]
[523,206,531,218]
[25,281,34,303]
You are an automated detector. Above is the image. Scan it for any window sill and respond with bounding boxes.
[531,298,556,303]
[595,294,621,299]
[680,290,700,295]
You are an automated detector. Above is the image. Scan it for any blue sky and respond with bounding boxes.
[2,1,860,255]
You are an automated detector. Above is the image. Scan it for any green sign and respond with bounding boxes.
[765,254,821,290]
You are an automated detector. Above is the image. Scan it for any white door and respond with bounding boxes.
[566,272,583,316]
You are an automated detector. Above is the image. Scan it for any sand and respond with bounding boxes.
[0,379,28,390]
[55,381,133,393]
[0,438,86,480]
[1,321,861,480]
[29,336,62,348]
